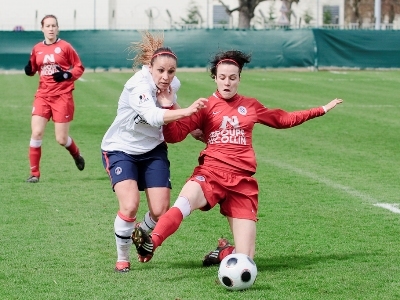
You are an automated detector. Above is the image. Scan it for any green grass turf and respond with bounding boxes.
[0,69,400,299]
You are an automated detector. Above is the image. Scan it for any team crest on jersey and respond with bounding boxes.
[54,47,61,54]
[139,94,150,104]
[115,167,122,175]
[238,106,247,115]
[195,175,205,182]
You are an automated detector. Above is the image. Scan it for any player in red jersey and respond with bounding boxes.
[24,15,85,183]
[132,50,343,264]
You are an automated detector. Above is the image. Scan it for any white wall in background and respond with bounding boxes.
[0,0,343,31]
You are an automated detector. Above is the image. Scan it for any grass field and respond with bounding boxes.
[1,69,400,299]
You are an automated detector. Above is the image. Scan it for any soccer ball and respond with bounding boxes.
[218,253,257,291]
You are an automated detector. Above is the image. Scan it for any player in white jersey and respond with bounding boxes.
[101,65,181,155]
[101,31,207,272]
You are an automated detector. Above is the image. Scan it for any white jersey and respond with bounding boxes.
[101,65,180,155]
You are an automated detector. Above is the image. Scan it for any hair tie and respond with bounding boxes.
[216,59,239,67]
[151,51,177,60]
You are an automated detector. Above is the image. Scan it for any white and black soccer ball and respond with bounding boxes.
[218,253,257,291]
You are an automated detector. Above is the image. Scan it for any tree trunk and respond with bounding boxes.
[238,6,252,28]
[348,0,361,24]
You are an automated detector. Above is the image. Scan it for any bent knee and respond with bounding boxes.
[56,136,68,146]
[150,206,169,221]
[119,206,138,218]
[31,131,44,140]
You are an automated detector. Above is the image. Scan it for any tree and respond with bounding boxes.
[323,10,332,24]
[255,4,275,27]
[382,0,400,24]
[303,9,313,25]
[344,0,400,26]
[218,0,299,29]
[267,3,276,23]
[345,0,363,25]
[181,0,203,25]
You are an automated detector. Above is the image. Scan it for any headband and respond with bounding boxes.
[151,51,177,60]
[216,59,239,67]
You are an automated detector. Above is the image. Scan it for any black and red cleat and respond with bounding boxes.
[132,227,154,263]
[202,238,233,267]
[74,155,85,171]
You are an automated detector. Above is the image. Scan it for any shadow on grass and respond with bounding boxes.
[255,252,374,272]
[140,251,375,273]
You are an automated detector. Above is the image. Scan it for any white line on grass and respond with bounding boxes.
[373,203,400,213]
[259,157,399,214]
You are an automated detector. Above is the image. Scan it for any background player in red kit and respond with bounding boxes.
[132,50,343,265]
[24,14,85,183]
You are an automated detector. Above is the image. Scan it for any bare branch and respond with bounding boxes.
[218,0,241,15]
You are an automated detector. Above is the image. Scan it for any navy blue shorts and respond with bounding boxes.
[101,143,171,191]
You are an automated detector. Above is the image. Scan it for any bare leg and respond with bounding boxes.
[228,217,256,259]
[139,187,171,232]
[132,180,208,262]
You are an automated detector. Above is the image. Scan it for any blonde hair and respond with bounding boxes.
[130,31,163,69]
[130,31,177,70]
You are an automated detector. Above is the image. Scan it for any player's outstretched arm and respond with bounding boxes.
[163,95,205,142]
[163,98,207,124]
[323,98,343,112]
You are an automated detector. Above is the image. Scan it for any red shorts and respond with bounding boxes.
[188,165,258,221]
[32,92,74,123]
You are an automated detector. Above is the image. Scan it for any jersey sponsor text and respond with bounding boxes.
[208,115,246,145]
[209,128,246,145]
[40,64,58,76]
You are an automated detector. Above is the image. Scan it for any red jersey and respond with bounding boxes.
[28,39,84,97]
[163,91,325,174]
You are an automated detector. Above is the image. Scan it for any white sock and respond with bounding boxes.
[172,196,191,218]
[114,214,135,262]
[30,139,42,148]
[64,136,72,147]
[139,211,157,233]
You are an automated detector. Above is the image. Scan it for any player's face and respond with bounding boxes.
[41,17,59,43]
[149,56,177,92]
[215,64,240,99]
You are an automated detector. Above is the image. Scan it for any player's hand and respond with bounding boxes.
[190,129,206,143]
[324,98,343,112]
[185,98,208,116]
[53,66,72,82]
[157,86,175,108]
[24,61,33,76]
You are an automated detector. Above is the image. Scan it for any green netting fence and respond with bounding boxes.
[1,29,400,70]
